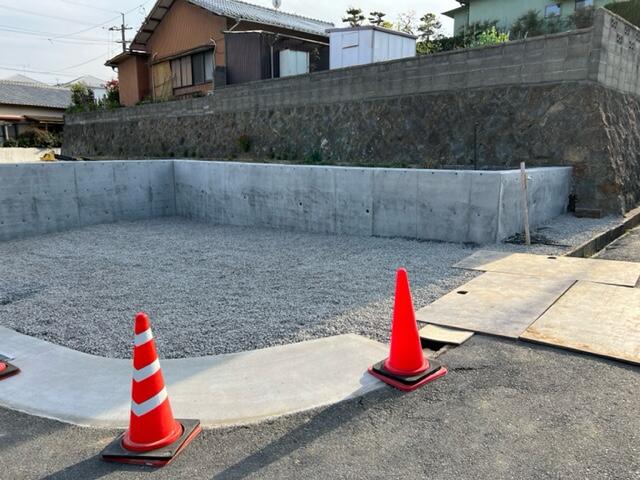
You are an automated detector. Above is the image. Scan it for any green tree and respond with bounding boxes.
[510,10,546,39]
[417,13,442,42]
[369,11,387,26]
[343,7,365,27]
[68,82,96,113]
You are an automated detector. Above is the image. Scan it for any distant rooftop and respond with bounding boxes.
[4,74,44,85]
[0,81,71,109]
[131,0,333,49]
[60,75,107,89]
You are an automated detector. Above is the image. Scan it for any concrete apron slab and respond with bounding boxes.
[0,327,387,429]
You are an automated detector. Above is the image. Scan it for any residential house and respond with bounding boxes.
[106,0,333,106]
[61,75,108,100]
[444,0,623,34]
[0,80,71,144]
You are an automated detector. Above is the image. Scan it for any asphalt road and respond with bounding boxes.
[1,335,638,480]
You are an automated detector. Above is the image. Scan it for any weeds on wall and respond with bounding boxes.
[236,134,252,153]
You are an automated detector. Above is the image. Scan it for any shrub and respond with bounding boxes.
[469,27,510,48]
[67,82,96,113]
[5,128,61,148]
[568,6,596,29]
[605,0,640,27]
[236,134,252,153]
[99,79,120,110]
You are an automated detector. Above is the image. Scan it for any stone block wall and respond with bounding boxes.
[64,9,640,215]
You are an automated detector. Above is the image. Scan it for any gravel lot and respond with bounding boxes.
[0,214,621,359]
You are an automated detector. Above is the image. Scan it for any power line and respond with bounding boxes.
[0,4,103,27]
[0,25,114,44]
[57,0,121,15]
[0,65,82,79]
[0,50,112,78]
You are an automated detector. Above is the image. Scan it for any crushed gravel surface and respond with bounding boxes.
[0,214,622,359]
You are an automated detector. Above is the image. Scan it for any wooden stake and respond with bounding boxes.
[520,162,531,246]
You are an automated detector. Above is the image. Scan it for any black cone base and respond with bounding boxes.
[0,361,20,381]
[101,419,201,467]
[369,359,448,392]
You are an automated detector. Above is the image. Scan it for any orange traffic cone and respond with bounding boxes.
[101,313,201,467]
[0,360,19,380]
[368,269,447,391]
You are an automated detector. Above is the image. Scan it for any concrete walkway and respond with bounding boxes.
[0,327,386,428]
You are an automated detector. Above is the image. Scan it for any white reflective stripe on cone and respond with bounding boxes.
[132,358,161,382]
[131,387,168,417]
[134,329,153,347]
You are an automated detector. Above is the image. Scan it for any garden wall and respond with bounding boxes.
[63,9,640,215]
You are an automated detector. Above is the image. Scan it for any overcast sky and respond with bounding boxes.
[0,0,460,85]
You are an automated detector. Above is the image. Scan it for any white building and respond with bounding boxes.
[328,26,417,70]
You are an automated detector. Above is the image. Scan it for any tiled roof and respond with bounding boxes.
[131,0,333,49]
[190,0,333,36]
[61,75,107,89]
[0,81,71,109]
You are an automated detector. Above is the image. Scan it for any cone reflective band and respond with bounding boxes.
[368,269,447,392]
[0,360,20,381]
[123,313,182,451]
[101,312,201,467]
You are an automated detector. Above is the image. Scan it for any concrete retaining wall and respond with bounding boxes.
[174,161,572,244]
[0,160,570,244]
[0,161,175,241]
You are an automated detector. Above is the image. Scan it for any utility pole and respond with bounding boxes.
[109,13,133,53]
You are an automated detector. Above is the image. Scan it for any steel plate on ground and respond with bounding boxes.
[415,272,575,338]
[454,251,640,287]
[522,281,640,365]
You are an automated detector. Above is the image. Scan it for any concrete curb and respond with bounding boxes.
[0,327,386,429]
[566,207,640,258]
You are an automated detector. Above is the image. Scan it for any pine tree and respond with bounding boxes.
[369,11,387,27]
[343,7,365,27]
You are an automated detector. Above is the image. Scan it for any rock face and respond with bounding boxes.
[63,82,640,214]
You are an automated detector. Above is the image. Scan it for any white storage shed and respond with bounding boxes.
[328,26,417,70]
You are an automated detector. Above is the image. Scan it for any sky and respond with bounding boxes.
[0,0,460,86]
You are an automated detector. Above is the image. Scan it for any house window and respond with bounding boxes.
[575,0,593,9]
[171,50,214,89]
[545,3,561,17]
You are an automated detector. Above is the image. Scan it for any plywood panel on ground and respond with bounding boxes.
[418,324,474,345]
[455,251,640,287]
[522,282,640,365]
[415,272,575,338]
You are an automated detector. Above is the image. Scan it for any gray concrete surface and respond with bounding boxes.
[599,226,640,264]
[1,336,638,480]
[0,161,175,241]
[0,327,386,428]
[174,160,572,244]
[0,160,571,244]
